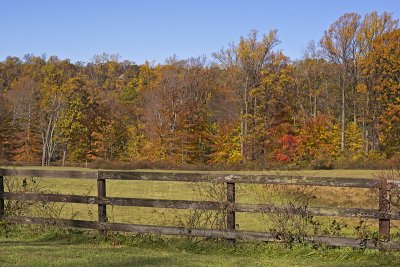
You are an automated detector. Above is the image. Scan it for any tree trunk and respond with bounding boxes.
[240,108,244,158]
[41,133,46,166]
[41,115,52,166]
[62,145,67,166]
[341,75,345,152]
[251,96,257,160]
[313,95,317,118]
[365,90,370,155]
[242,84,248,160]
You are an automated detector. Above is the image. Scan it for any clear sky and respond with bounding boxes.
[1,0,399,64]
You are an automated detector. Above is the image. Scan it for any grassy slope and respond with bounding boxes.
[0,230,399,267]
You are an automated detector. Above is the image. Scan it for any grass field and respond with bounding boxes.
[1,228,400,267]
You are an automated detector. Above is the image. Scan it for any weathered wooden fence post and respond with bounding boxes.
[97,174,107,227]
[379,178,390,240]
[226,181,236,245]
[0,174,4,217]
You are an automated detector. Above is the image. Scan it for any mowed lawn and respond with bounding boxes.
[1,167,397,235]
[1,230,400,267]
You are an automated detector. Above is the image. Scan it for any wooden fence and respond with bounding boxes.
[0,168,399,249]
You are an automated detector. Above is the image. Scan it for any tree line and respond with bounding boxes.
[0,11,399,168]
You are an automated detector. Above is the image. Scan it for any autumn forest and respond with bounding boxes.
[0,12,399,169]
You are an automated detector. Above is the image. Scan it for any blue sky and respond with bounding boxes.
[1,0,399,64]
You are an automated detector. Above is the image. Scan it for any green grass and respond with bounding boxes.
[1,227,400,267]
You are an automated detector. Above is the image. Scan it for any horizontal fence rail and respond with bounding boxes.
[2,191,400,220]
[0,168,398,249]
[3,169,400,188]
[3,215,400,250]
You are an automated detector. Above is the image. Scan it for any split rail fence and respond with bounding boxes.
[0,168,399,249]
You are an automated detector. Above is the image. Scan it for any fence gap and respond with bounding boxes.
[379,178,390,240]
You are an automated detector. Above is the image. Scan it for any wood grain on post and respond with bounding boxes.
[0,176,4,216]
[97,179,107,224]
[226,182,236,245]
[379,178,390,239]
